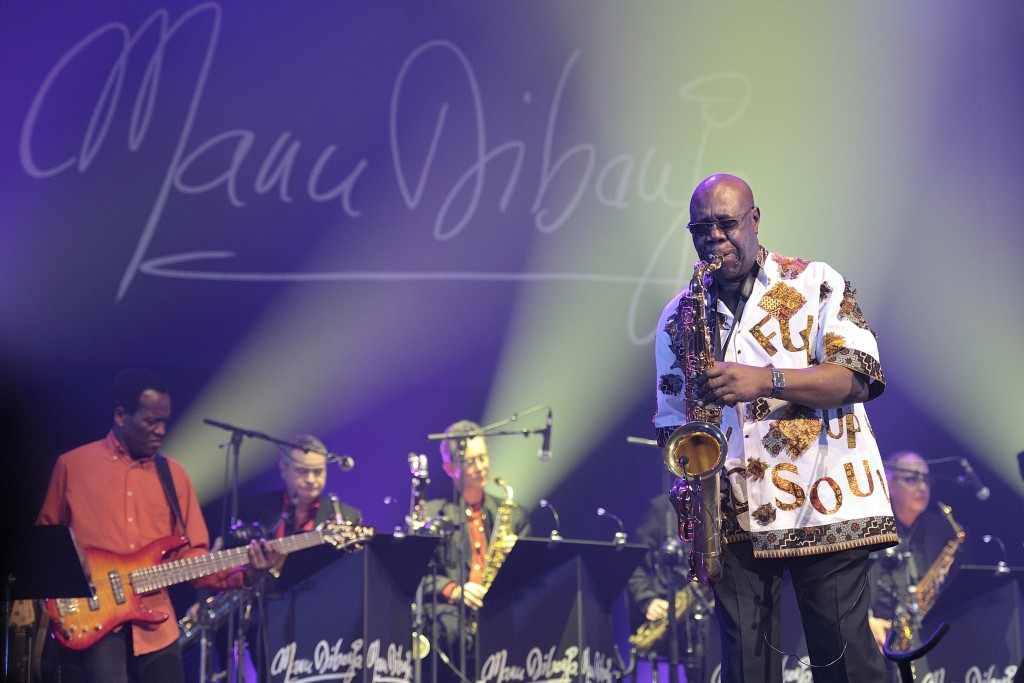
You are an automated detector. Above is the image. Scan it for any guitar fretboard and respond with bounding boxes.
[130,529,329,593]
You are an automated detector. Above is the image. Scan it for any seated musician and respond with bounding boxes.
[36,368,280,683]
[418,420,531,683]
[868,450,972,681]
[190,433,362,679]
[627,494,714,683]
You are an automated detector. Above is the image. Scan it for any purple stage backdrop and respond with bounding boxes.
[2,4,1023,677]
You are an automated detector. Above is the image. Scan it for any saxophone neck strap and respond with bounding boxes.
[712,265,758,363]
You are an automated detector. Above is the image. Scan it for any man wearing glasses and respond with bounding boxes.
[868,451,966,679]
[418,420,532,683]
[654,174,897,682]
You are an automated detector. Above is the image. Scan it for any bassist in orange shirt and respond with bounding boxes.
[36,368,280,683]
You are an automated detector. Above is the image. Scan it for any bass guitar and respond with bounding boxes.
[45,520,373,650]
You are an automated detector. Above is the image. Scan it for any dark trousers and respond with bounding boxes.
[425,604,478,683]
[81,628,184,683]
[713,541,885,683]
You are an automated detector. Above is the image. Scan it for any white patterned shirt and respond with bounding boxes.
[655,247,898,558]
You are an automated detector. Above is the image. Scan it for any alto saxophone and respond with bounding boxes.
[480,477,519,591]
[468,476,519,635]
[665,255,729,586]
[889,501,965,651]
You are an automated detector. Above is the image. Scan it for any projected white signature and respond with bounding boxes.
[18,2,749,341]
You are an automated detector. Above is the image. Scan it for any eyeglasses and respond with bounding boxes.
[892,473,932,487]
[686,206,756,238]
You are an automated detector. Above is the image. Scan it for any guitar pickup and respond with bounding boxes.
[108,570,127,605]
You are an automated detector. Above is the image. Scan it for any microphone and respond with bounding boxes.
[382,495,406,537]
[326,452,355,472]
[539,499,562,545]
[958,458,990,501]
[982,535,1011,574]
[537,408,553,461]
[596,507,627,546]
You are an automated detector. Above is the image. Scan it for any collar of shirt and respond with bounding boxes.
[106,429,157,467]
[279,491,321,536]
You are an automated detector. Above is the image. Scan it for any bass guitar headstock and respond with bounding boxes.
[320,520,375,552]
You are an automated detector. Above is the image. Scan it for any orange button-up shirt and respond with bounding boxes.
[37,431,245,655]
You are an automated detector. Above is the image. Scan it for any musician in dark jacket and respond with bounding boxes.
[236,433,362,541]
[197,433,361,679]
[868,450,969,681]
[627,495,714,682]
[418,420,531,683]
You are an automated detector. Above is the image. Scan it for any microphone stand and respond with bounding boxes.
[425,405,551,446]
[210,424,244,683]
[660,468,682,683]
[627,435,692,683]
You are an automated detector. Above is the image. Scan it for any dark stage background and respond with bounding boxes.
[3,2,1023,677]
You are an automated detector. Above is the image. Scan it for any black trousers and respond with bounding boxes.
[713,541,885,683]
[43,628,183,683]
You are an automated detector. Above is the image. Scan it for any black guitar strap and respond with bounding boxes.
[155,454,192,547]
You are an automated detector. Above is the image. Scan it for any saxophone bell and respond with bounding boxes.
[664,421,728,479]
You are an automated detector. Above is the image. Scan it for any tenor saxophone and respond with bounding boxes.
[664,255,728,586]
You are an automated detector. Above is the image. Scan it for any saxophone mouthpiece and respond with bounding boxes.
[492,476,514,499]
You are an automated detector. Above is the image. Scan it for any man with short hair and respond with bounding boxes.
[419,420,531,683]
[37,368,278,683]
[237,433,362,541]
[209,433,361,679]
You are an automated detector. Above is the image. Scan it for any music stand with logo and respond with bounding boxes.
[477,537,646,683]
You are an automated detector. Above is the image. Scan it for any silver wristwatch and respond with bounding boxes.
[770,368,786,398]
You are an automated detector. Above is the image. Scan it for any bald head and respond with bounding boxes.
[886,450,927,472]
[688,174,761,286]
[690,174,755,214]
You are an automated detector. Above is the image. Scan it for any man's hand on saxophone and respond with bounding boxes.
[645,598,670,621]
[449,581,487,610]
[695,362,871,409]
[693,362,773,407]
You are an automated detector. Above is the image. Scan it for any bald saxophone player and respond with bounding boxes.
[654,174,897,682]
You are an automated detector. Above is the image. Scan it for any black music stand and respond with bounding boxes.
[914,564,1024,680]
[264,533,438,683]
[924,564,1021,626]
[478,537,646,682]
[2,525,90,601]
[2,526,90,679]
